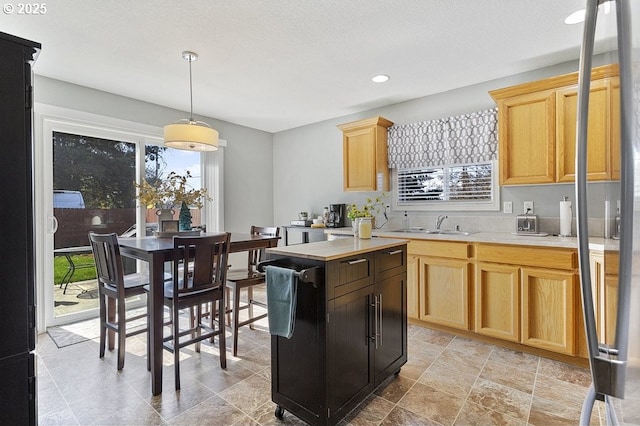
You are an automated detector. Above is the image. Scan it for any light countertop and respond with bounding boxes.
[266,237,408,261]
[324,228,620,251]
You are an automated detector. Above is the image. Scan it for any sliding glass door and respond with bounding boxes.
[35,105,222,329]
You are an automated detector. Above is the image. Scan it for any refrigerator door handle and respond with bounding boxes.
[577,2,633,419]
[575,0,601,375]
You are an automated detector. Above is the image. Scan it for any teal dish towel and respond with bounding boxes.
[266,265,298,339]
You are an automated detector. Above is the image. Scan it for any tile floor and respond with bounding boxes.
[37,297,603,425]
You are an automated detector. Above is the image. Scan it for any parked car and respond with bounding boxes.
[120,223,158,237]
[53,190,85,208]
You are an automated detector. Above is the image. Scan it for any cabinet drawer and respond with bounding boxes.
[605,251,619,276]
[328,253,374,299]
[408,240,471,259]
[476,244,577,270]
[375,245,406,280]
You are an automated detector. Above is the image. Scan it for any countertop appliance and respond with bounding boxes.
[0,31,40,424]
[516,213,538,234]
[576,1,639,424]
[327,203,345,228]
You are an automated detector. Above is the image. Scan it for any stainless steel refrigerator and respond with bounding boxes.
[576,0,640,424]
[0,31,40,425]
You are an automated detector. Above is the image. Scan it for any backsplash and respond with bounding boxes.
[377,213,613,238]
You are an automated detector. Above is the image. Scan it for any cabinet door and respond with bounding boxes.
[407,255,419,319]
[497,90,556,185]
[556,79,610,182]
[522,267,576,355]
[327,285,374,419]
[339,116,392,192]
[343,125,378,191]
[475,263,520,342]
[418,256,470,330]
[374,273,407,386]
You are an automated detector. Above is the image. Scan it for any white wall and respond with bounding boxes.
[34,75,275,234]
[273,55,621,237]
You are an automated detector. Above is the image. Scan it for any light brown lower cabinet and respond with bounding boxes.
[418,256,471,330]
[475,262,520,342]
[579,251,619,358]
[521,267,577,355]
[405,239,590,358]
[407,254,419,320]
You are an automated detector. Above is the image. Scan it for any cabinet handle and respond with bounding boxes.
[384,249,403,256]
[371,294,379,349]
[378,293,383,347]
[345,258,368,265]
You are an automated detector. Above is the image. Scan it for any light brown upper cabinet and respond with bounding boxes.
[493,89,556,185]
[556,77,620,182]
[338,116,393,192]
[490,64,619,185]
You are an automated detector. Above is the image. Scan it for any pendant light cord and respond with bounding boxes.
[188,56,194,122]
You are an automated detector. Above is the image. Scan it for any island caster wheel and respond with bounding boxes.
[275,405,285,420]
[394,368,401,376]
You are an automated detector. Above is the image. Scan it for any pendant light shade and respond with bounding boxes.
[164,120,219,151]
[164,51,219,151]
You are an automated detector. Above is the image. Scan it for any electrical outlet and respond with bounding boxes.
[523,201,534,214]
[503,201,512,214]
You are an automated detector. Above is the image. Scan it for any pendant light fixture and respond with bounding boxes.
[164,51,219,151]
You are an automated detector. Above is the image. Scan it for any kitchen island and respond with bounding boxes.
[264,237,408,426]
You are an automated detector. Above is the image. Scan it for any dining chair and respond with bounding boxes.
[225,226,279,356]
[162,233,230,390]
[88,232,151,371]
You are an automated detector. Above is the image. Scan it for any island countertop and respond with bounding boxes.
[265,237,409,261]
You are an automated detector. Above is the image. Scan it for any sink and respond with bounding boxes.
[387,228,473,236]
[437,229,473,236]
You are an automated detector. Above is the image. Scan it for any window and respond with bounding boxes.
[394,161,499,211]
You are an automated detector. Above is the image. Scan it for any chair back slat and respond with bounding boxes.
[173,233,230,297]
[248,226,279,273]
[88,232,125,291]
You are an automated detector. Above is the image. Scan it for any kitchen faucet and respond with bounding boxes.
[436,215,448,229]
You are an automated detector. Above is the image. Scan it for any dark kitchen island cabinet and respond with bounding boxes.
[264,238,408,426]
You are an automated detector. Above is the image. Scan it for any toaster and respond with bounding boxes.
[516,214,538,234]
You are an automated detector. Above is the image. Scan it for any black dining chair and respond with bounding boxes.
[88,232,151,371]
[225,226,279,356]
[161,233,230,390]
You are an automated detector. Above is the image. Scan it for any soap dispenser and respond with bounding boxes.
[614,207,621,239]
[402,211,410,230]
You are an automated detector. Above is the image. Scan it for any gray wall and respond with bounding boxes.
[273,55,621,237]
[34,75,274,235]
[34,52,620,240]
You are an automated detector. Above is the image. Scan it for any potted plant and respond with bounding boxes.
[135,171,210,231]
[347,193,387,235]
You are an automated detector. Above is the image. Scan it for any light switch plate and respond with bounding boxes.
[504,201,512,214]
[523,201,534,214]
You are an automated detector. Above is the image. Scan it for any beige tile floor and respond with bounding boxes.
[37,289,603,425]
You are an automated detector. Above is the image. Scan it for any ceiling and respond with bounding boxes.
[0,0,622,133]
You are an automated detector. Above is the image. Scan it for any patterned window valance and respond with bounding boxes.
[387,107,498,169]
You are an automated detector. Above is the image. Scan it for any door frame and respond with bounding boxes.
[34,104,226,331]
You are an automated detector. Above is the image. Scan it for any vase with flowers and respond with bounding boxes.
[135,171,210,232]
[346,193,387,236]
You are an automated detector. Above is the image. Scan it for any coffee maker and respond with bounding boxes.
[327,204,345,228]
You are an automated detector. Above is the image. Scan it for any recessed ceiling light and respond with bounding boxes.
[564,9,586,24]
[564,1,611,24]
[371,74,390,83]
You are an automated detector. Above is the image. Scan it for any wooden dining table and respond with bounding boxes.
[117,232,280,395]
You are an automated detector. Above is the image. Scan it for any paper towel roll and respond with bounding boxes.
[560,200,572,236]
